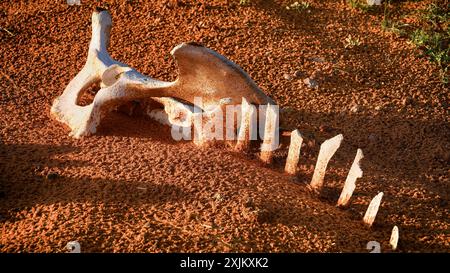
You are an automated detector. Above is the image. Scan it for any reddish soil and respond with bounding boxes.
[0,0,448,252]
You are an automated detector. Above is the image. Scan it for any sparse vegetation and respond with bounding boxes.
[421,3,449,30]
[286,1,311,12]
[0,26,14,37]
[410,3,449,83]
[347,0,376,12]
[344,34,361,48]
[410,29,449,83]
[381,18,407,36]
[239,0,251,6]
[378,1,449,83]
[380,1,408,36]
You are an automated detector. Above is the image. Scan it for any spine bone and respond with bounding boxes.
[284,129,303,175]
[236,98,256,151]
[260,104,279,164]
[310,134,344,191]
[363,192,383,227]
[390,226,399,250]
[337,148,364,207]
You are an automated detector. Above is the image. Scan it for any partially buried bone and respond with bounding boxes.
[390,226,399,251]
[363,192,383,227]
[260,104,279,164]
[337,148,364,207]
[309,134,344,191]
[51,9,274,139]
[235,98,257,151]
[284,129,303,175]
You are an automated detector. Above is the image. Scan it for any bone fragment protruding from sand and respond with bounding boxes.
[363,192,383,227]
[260,104,279,164]
[337,148,364,207]
[235,98,256,151]
[390,226,399,251]
[51,10,275,140]
[309,134,344,191]
[284,129,303,175]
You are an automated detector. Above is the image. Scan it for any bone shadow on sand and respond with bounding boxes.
[0,143,189,219]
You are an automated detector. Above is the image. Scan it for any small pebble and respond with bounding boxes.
[307,139,315,148]
[303,78,318,89]
[46,172,58,180]
[283,73,293,81]
[294,70,305,78]
[319,125,332,133]
[310,57,325,63]
[402,96,413,106]
[368,133,378,142]
[438,198,448,208]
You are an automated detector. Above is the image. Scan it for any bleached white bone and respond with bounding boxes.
[367,0,382,6]
[192,104,224,146]
[66,241,81,253]
[51,9,274,139]
[284,129,303,175]
[260,104,279,164]
[51,9,175,138]
[363,192,383,227]
[310,134,344,191]
[390,226,399,250]
[337,148,364,207]
[235,98,256,151]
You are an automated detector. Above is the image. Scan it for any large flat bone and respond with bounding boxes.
[51,9,274,138]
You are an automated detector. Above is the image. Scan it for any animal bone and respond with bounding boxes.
[337,148,364,207]
[310,134,344,191]
[367,0,382,6]
[363,192,383,227]
[260,104,279,164]
[284,129,303,175]
[235,98,257,151]
[66,241,81,253]
[390,226,399,250]
[51,9,274,139]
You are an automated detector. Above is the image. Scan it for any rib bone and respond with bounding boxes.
[337,148,364,207]
[260,104,279,164]
[51,9,274,139]
[284,129,303,175]
[363,192,383,227]
[235,98,256,151]
[310,134,344,191]
[390,226,399,250]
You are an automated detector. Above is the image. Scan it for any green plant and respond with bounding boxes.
[286,1,311,12]
[0,26,14,36]
[380,1,408,36]
[347,0,374,12]
[381,19,408,36]
[239,0,251,5]
[410,29,430,47]
[420,3,449,83]
[409,26,449,83]
[344,34,361,48]
[422,3,449,29]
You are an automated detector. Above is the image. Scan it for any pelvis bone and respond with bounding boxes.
[51,8,275,139]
